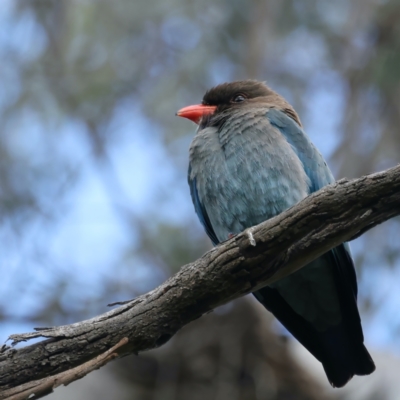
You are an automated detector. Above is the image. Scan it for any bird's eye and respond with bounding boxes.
[232,94,246,103]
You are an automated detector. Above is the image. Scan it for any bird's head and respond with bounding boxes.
[176,80,276,125]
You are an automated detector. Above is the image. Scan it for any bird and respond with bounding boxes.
[176,80,375,388]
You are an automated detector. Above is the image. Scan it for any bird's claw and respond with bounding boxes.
[245,229,256,246]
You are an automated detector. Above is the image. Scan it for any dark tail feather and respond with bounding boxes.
[322,345,375,388]
[318,325,375,387]
[354,345,376,376]
[254,287,375,388]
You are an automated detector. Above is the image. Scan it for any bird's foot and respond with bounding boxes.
[245,228,256,246]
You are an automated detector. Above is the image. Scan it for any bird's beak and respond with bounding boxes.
[176,104,217,124]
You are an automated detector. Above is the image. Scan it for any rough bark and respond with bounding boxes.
[1,164,400,399]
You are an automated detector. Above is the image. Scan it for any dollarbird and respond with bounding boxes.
[176,80,375,387]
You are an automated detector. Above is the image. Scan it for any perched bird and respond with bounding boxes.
[176,80,375,387]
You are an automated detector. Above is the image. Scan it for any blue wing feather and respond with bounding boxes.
[266,108,358,296]
[260,108,374,386]
[267,108,334,192]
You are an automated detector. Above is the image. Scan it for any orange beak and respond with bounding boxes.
[176,104,217,124]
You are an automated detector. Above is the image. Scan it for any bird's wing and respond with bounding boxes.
[266,108,335,192]
[258,108,374,386]
[266,108,358,294]
[188,165,219,246]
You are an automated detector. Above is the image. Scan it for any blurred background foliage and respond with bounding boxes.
[1,0,400,398]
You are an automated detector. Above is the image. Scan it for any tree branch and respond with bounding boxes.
[1,338,129,400]
[1,164,400,399]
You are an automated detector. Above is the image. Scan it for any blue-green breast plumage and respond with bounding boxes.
[189,107,310,242]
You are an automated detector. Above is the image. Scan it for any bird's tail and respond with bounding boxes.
[253,287,375,388]
[319,325,375,388]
